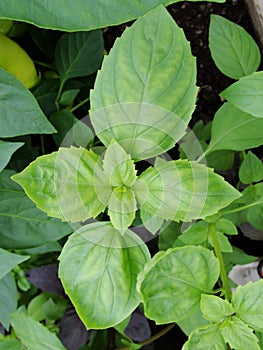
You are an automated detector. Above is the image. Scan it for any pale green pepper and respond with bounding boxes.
[0,32,40,88]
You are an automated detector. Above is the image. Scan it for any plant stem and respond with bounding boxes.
[221,200,263,216]
[116,323,176,350]
[70,96,90,112]
[55,80,65,110]
[209,223,231,301]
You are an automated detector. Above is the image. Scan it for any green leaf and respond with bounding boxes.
[59,89,80,105]
[0,141,24,172]
[91,5,197,160]
[134,159,241,222]
[179,221,208,245]
[0,1,225,32]
[256,331,263,348]
[50,110,94,148]
[157,221,181,250]
[59,222,150,329]
[12,147,111,222]
[0,273,17,330]
[209,231,233,253]
[232,280,263,331]
[0,170,72,249]
[178,306,209,336]
[243,184,263,230]
[222,317,260,350]
[108,189,137,229]
[0,339,23,350]
[42,298,67,321]
[10,311,66,350]
[55,30,104,85]
[137,246,219,324]
[32,78,60,116]
[27,294,49,322]
[216,218,238,235]
[103,141,137,187]
[239,151,263,184]
[221,72,263,118]
[206,150,235,172]
[140,209,164,234]
[182,323,226,350]
[223,247,257,269]
[0,248,29,280]
[0,69,56,137]
[200,295,234,323]
[208,103,263,153]
[209,15,260,79]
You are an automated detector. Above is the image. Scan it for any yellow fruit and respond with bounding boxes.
[0,32,40,88]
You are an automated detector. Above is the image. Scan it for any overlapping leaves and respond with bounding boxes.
[59,222,151,329]
[12,144,241,229]
[0,0,225,32]
[137,246,220,324]
[183,281,263,349]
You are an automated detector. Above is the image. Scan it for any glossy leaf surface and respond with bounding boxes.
[10,312,66,350]
[0,170,72,249]
[232,280,263,331]
[221,72,263,118]
[12,147,111,222]
[55,30,104,84]
[0,249,29,280]
[0,1,225,31]
[0,141,24,172]
[209,15,260,79]
[0,273,17,329]
[134,159,240,221]
[91,5,197,159]
[59,222,150,329]
[138,246,219,324]
[208,103,263,153]
[0,69,55,137]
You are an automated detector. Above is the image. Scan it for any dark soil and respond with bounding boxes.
[103,1,262,349]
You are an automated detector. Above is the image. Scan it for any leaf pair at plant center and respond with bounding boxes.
[12,142,138,230]
[12,142,241,231]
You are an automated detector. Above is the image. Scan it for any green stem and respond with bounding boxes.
[221,200,263,216]
[55,80,65,110]
[70,96,90,112]
[209,223,231,301]
[117,323,176,350]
